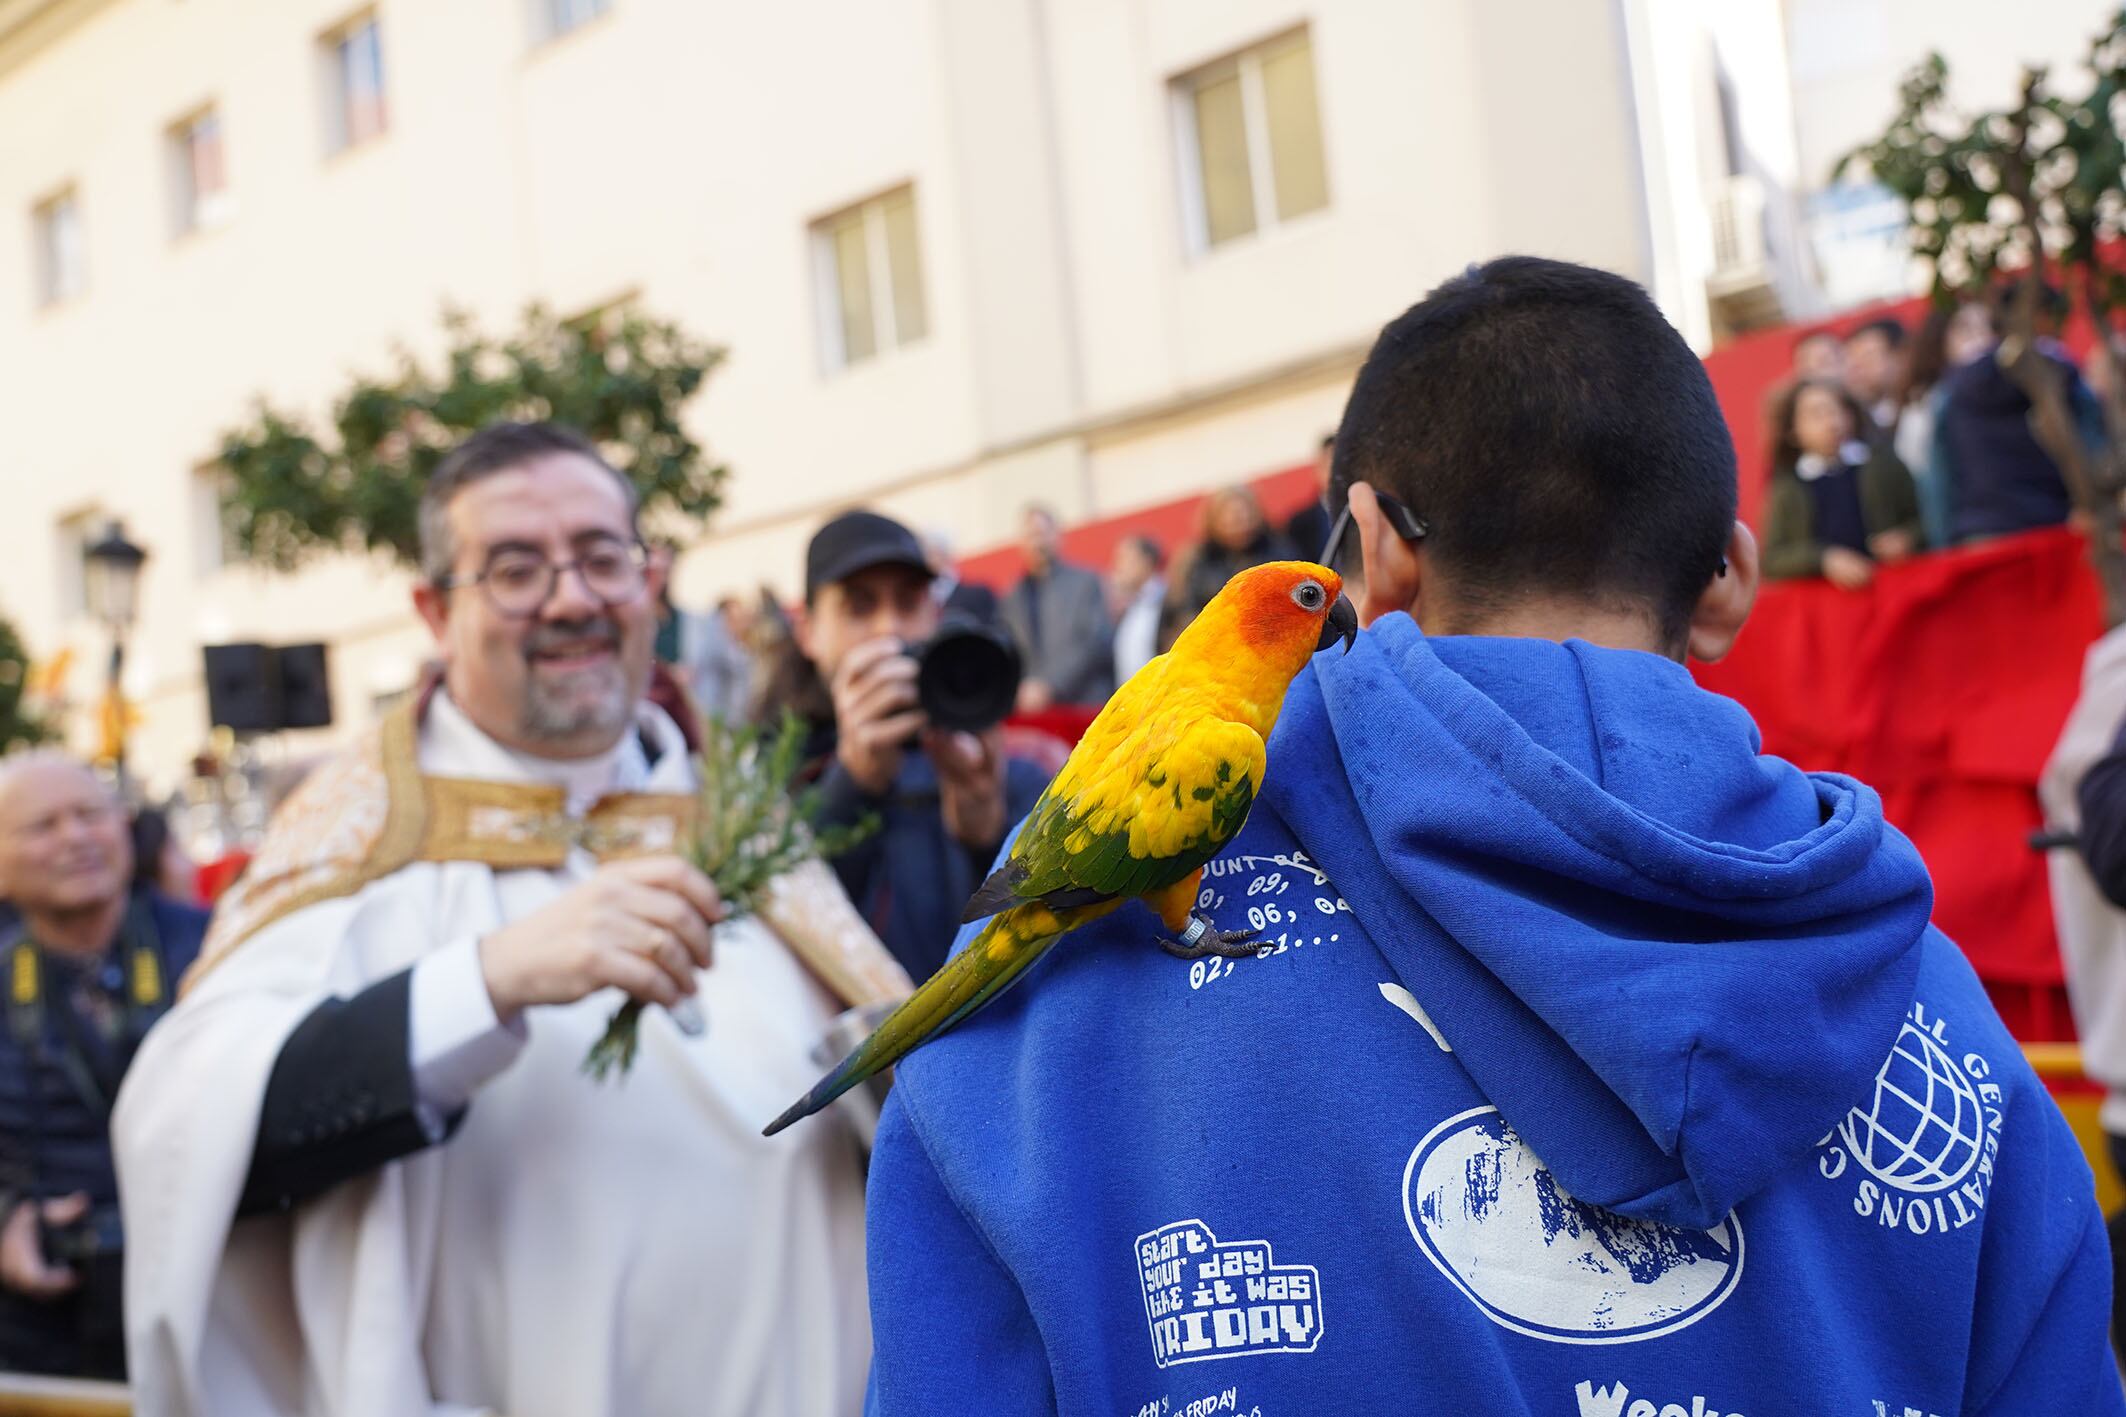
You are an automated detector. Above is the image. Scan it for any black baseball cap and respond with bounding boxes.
[805,509,933,600]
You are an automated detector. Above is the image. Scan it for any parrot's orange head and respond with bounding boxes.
[1180,560,1358,677]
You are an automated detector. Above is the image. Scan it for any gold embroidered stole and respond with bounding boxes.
[418,775,695,869]
[188,700,913,1011]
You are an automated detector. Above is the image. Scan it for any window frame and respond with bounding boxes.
[810,185,929,375]
[31,186,85,308]
[319,10,388,156]
[530,0,613,48]
[191,465,243,578]
[54,507,103,622]
[167,104,233,239]
[1170,27,1330,259]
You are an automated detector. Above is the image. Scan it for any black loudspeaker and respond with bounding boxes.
[203,643,280,733]
[276,643,332,729]
[202,642,333,733]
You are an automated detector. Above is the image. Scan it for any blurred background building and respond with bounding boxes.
[0,0,2106,791]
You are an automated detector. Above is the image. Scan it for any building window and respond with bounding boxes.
[55,509,100,619]
[32,188,85,306]
[536,0,610,43]
[1173,29,1329,253]
[812,186,928,371]
[169,106,232,236]
[322,13,387,153]
[192,466,242,576]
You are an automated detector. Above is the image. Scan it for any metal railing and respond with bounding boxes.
[1708,174,1768,279]
[0,1374,129,1417]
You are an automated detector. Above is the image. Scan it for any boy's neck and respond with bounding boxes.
[1423,597,1680,662]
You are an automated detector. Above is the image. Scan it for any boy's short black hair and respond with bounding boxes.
[1331,256,1736,643]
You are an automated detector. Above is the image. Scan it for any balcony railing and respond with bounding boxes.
[0,1375,129,1417]
[1706,175,1783,332]
[1708,174,1768,280]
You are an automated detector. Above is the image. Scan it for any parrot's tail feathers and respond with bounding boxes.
[960,860,1031,923]
[762,910,1067,1137]
[1035,884,1121,911]
[961,869,1117,925]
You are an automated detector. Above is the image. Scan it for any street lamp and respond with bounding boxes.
[84,521,148,789]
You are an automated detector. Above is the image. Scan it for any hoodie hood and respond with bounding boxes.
[1264,615,1930,1230]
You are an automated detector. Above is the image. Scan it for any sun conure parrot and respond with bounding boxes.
[763,560,1356,1136]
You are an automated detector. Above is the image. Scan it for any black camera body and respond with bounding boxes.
[39,1204,123,1269]
[911,620,1023,734]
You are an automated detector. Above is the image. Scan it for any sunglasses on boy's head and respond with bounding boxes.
[1318,488,1731,583]
[1318,487,1429,574]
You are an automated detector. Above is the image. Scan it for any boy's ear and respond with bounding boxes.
[1351,482,1423,628]
[1686,520,1759,664]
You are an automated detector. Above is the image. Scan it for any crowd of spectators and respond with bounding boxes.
[668,283,2125,716]
[1762,286,2109,586]
[660,431,1350,738]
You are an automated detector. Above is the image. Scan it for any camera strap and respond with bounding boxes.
[6,897,169,1120]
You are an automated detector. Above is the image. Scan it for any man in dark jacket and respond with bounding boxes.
[0,753,206,1379]
[1935,334,2102,544]
[1001,505,1115,712]
[799,510,1050,982]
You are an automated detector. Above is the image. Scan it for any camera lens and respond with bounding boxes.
[914,622,1023,733]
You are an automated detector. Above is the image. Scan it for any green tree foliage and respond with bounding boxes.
[214,305,726,570]
[1840,10,2126,623]
[1838,25,2126,310]
[0,613,55,753]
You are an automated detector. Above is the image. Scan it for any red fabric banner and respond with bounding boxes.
[1693,529,2105,1038]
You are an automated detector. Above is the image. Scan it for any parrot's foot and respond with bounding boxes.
[1158,913,1267,961]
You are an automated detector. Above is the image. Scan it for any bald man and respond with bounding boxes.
[0,753,207,1379]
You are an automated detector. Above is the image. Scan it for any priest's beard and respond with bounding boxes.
[521,615,633,744]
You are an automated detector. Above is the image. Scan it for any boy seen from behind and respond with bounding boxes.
[863,257,2118,1416]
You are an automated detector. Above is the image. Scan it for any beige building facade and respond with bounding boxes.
[1,0,1806,793]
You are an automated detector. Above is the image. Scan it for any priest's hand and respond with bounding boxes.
[0,1193,85,1300]
[478,856,726,1022]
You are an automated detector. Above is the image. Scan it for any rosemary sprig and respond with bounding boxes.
[582,713,876,1081]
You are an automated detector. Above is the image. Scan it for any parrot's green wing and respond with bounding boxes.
[961,714,1264,922]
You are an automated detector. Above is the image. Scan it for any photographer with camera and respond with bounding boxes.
[0,753,206,1379]
[784,511,1051,982]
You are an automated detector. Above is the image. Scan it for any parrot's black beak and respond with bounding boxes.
[1316,595,1358,654]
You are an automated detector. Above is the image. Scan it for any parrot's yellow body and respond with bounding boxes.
[765,560,1355,1135]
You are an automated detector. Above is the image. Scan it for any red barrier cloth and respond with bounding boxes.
[195,850,252,905]
[1692,529,2105,1039]
[1006,704,1102,746]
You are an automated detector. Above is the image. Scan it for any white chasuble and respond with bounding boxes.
[114,691,895,1417]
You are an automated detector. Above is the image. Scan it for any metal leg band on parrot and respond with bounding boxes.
[1158,912,1267,961]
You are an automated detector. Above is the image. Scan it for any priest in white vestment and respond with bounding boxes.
[111,423,913,1417]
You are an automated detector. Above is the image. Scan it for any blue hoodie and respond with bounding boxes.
[865,617,2119,1417]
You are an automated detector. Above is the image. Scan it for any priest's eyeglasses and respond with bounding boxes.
[438,535,651,618]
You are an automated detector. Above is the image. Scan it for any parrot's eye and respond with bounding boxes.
[1291,581,1326,612]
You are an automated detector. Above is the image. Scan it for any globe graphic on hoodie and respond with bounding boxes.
[1838,1020,1984,1193]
